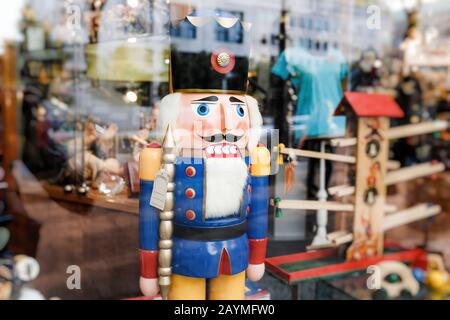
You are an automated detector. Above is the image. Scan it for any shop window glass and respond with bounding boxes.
[215,9,244,44]
[170,9,197,39]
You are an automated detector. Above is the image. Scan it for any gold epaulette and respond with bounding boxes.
[250,144,271,177]
[139,143,163,181]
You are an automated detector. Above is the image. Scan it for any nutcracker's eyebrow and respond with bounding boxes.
[229,96,245,103]
[192,96,219,102]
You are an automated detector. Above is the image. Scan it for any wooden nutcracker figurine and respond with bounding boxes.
[138,8,269,300]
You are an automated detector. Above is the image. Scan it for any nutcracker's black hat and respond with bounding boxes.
[169,7,252,94]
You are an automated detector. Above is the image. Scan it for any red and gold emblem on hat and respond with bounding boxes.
[211,48,235,74]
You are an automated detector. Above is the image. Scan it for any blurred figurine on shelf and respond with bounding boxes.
[138,8,270,300]
[436,88,450,115]
[124,105,161,198]
[350,49,381,91]
[414,253,450,299]
[391,72,424,166]
[132,128,151,163]
[87,0,107,44]
[123,128,150,198]
[60,120,124,193]
[91,122,119,159]
[395,72,423,126]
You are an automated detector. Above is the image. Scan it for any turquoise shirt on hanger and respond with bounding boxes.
[272,47,348,138]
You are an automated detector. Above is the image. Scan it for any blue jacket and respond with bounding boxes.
[139,156,269,279]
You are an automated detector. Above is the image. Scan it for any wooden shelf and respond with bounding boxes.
[42,182,139,215]
[13,160,138,215]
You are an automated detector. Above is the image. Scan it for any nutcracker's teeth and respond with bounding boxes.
[205,144,241,158]
[206,146,214,155]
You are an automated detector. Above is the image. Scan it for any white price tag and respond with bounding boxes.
[150,170,169,211]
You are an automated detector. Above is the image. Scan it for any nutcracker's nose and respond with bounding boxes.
[220,99,233,133]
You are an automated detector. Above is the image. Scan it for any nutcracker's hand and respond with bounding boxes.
[247,263,265,282]
[139,277,160,297]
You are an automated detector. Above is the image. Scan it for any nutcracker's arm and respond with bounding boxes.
[248,144,270,265]
[138,143,163,280]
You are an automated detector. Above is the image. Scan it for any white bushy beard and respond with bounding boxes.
[204,157,248,219]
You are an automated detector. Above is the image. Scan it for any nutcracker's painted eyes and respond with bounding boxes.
[236,104,245,117]
[193,103,210,117]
